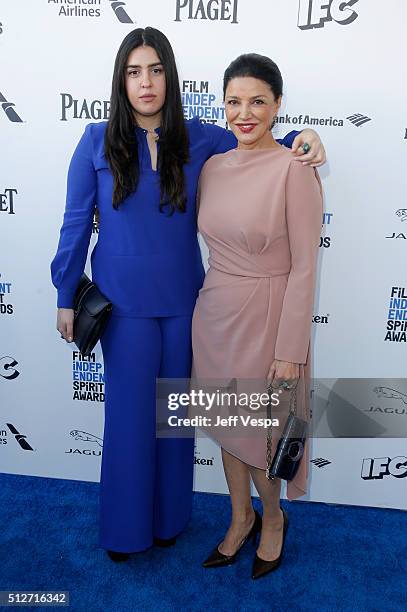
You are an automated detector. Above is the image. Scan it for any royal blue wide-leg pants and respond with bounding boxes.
[99,313,194,553]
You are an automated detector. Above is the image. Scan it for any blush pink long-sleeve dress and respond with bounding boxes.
[191,144,323,501]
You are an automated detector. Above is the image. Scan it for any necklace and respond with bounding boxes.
[146,130,159,141]
[138,126,160,139]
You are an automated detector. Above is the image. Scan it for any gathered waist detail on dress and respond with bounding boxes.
[208,251,290,279]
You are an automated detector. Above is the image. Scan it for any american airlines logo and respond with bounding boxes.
[6,423,34,451]
[298,0,359,30]
[48,0,133,23]
[109,0,133,23]
[346,114,372,127]
[0,92,23,123]
[311,457,332,468]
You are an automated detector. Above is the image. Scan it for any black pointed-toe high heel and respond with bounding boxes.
[107,550,129,562]
[251,506,288,580]
[202,509,262,568]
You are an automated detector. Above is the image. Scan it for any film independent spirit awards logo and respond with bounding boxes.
[72,351,105,402]
[384,286,407,343]
[47,0,133,22]
[0,273,14,315]
[297,0,359,30]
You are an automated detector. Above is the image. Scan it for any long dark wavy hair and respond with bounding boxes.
[104,27,189,214]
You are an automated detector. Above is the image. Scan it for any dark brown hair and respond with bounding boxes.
[104,27,189,214]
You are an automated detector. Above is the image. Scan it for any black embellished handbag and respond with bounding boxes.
[266,381,308,481]
[73,273,112,358]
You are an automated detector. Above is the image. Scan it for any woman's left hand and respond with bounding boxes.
[267,359,299,390]
[291,129,326,167]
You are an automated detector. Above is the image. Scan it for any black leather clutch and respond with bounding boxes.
[73,273,112,358]
[266,382,308,482]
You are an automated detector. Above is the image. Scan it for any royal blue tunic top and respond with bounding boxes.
[51,118,298,317]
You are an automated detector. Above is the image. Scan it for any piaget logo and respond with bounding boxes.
[175,0,239,23]
[298,0,359,30]
[0,188,17,214]
[60,93,110,121]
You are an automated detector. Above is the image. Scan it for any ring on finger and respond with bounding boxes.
[280,380,294,391]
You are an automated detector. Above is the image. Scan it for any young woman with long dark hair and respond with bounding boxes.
[51,27,325,561]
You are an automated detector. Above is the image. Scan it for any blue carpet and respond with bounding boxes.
[0,473,405,612]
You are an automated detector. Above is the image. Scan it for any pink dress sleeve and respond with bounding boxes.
[274,160,323,364]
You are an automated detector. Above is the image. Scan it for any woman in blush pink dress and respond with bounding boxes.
[192,54,323,579]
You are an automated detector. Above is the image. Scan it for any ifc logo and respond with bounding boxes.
[298,0,359,30]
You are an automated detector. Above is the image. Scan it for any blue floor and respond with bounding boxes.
[0,473,405,612]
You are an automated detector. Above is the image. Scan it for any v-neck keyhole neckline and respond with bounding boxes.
[136,126,160,173]
[145,131,158,172]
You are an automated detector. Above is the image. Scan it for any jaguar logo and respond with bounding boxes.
[373,387,407,406]
[69,430,103,447]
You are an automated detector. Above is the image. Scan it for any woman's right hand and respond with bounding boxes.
[57,308,74,342]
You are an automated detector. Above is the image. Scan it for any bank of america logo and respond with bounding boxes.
[346,113,372,127]
[0,92,23,122]
[311,457,331,468]
[109,0,133,23]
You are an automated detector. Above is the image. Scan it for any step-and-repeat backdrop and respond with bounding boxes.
[1,1,406,510]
